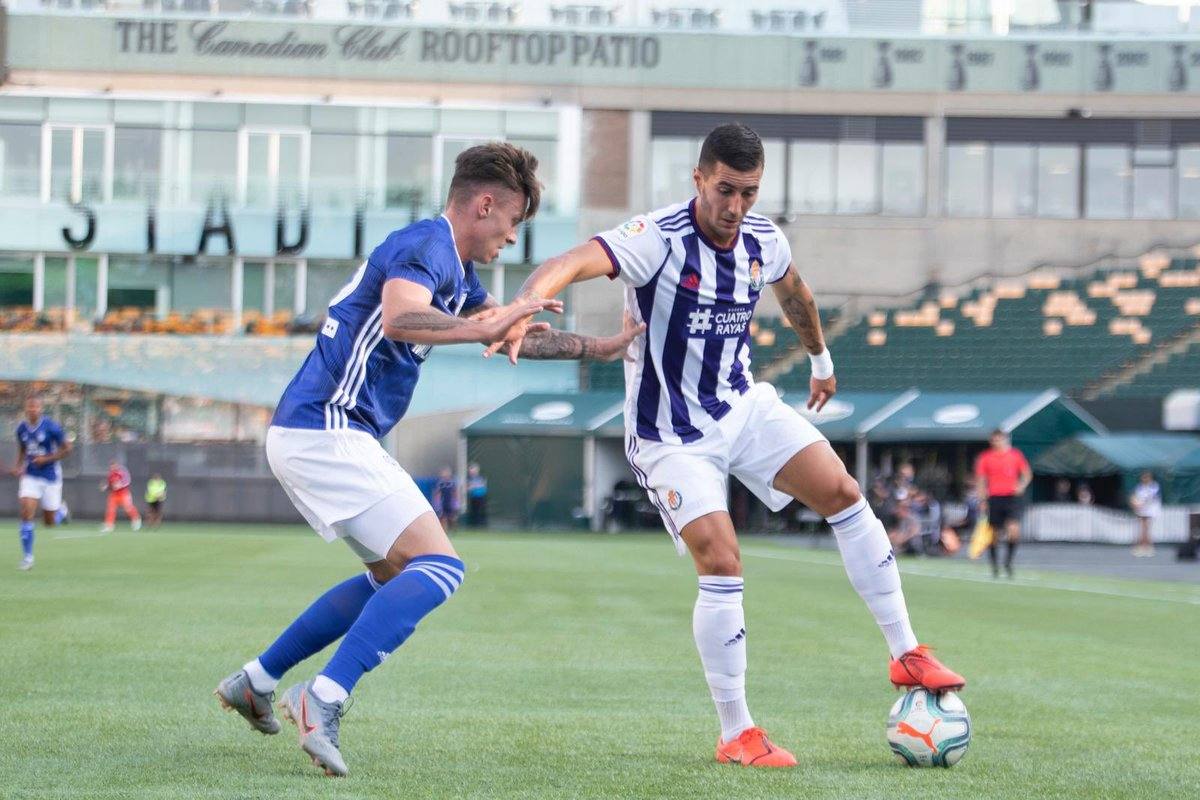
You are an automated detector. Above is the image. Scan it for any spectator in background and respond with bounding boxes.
[465,462,489,527]
[145,473,167,528]
[102,459,142,533]
[1130,470,1161,558]
[974,429,1031,579]
[1076,482,1094,506]
[1052,478,1073,503]
[432,467,460,532]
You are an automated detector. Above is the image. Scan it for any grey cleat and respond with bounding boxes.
[278,681,350,777]
[214,669,281,735]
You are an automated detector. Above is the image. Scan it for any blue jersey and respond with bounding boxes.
[16,417,66,482]
[273,216,489,438]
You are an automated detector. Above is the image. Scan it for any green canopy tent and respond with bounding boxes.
[1035,433,1200,503]
[1171,446,1200,504]
[461,391,627,527]
[784,389,918,488]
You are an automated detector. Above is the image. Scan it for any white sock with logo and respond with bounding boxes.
[826,498,919,659]
[311,674,349,705]
[694,576,754,742]
[242,658,278,694]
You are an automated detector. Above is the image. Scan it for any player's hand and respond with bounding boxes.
[593,313,646,362]
[808,375,837,412]
[30,455,51,466]
[478,297,563,365]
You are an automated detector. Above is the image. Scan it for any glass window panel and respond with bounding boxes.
[46,98,110,124]
[311,133,360,210]
[504,111,558,137]
[310,106,359,134]
[273,262,297,315]
[108,257,169,311]
[114,127,161,202]
[0,255,34,309]
[385,134,433,209]
[836,142,878,214]
[651,137,699,209]
[243,261,266,314]
[0,123,40,197]
[191,130,237,203]
[80,129,106,204]
[277,133,305,208]
[1037,145,1080,219]
[755,139,786,216]
[1084,146,1130,219]
[192,102,242,130]
[305,260,355,316]
[44,257,68,309]
[171,260,232,311]
[244,104,306,127]
[74,256,100,321]
[1178,147,1200,219]
[245,134,271,207]
[1132,148,1172,220]
[945,143,987,217]
[991,144,1035,217]
[50,128,74,202]
[787,140,834,214]
[510,138,558,214]
[880,143,925,216]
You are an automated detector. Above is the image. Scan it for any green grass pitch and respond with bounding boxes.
[2,522,1198,799]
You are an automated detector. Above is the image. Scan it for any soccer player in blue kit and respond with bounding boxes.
[215,143,643,777]
[10,394,72,571]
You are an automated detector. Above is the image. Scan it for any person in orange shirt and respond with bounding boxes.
[974,430,1032,578]
[101,459,142,533]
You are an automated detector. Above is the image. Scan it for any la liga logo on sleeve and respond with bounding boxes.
[617,219,647,240]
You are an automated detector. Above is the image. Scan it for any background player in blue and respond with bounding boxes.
[498,124,964,767]
[10,394,72,571]
[214,143,643,777]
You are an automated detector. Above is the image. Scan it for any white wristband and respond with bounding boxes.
[809,348,834,380]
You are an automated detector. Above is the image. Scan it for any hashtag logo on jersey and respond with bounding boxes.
[687,308,713,335]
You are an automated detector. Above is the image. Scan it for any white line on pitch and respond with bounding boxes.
[53,531,111,540]
[740,547,1200,607]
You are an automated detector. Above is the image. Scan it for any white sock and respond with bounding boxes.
[242,659,278,694]
[311,674,350,705]
[827,498,919,659]
[694,576,755,742]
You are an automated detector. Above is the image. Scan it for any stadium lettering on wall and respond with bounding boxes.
[114,19,660,69]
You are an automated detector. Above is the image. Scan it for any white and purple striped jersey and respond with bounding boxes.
[593,199,793,444]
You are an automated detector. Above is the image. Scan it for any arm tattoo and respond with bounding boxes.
[515,329,598,360]
[387,310,468,332]
[779,280,826,355]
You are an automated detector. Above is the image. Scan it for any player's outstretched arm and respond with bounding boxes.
[467,298,644,362]
[382,277,561,352]
[772,263,836,411]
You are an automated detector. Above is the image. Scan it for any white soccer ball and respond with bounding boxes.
[886,688,971,767]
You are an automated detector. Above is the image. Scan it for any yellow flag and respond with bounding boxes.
[968,519,993,560]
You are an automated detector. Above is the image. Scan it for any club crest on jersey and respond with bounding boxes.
[749,259,765,291]
[616,219,647,240]
[666,489,683,510]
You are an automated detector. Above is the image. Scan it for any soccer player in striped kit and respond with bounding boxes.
[502,123,965,767]
[213,143,642,777]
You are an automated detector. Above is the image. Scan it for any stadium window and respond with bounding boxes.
[113,127,162,203]
[305,260,354,316]
[0,255,34,310]
[787,140,834,214]
[509,138,558,214]
[650,137,699,209]
[756,138,787,216]
[1084,145,1131,219]
[170,259,233,313]
[46,125,111,204]
[880,143,925,217]
[190,129,238,204]
[1178,147,1200,218]
[1131,147,1173,220]
[0,123,41,198]
[944,143,988,217]
[835,141,878,214]
[310,133,360,210]
[242,130,308,209]
[1036,145,1080,219]
[43,256,68,310]
[73,256,101,321]
[108,258,170,315]
[384,134,433,211]
[990,144,1035,218]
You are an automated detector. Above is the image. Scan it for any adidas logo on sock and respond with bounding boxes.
[724,628,746,647]
[376,651,390,664]
[878,550,895,568]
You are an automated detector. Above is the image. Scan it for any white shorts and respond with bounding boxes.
[19,475,63,511]
[265,425,434,563]
[627,382,827,555]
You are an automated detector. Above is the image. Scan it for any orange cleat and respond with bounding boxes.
[715,726,798,767]
[890,644,966,692]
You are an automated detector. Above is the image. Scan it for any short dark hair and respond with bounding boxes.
[698,123,765,173]
[990,429,1006,439]
[448,142,542,220]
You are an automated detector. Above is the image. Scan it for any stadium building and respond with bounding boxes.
[1,0,1199,526]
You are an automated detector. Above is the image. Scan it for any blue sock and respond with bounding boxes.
[320,555,465,696]
[19,522,34,559]
[257,573,380,680]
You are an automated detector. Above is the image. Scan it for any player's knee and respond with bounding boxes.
[824,474,863,517]
[696,545,741,577]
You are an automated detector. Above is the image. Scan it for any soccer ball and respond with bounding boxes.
[886,688,971,767]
